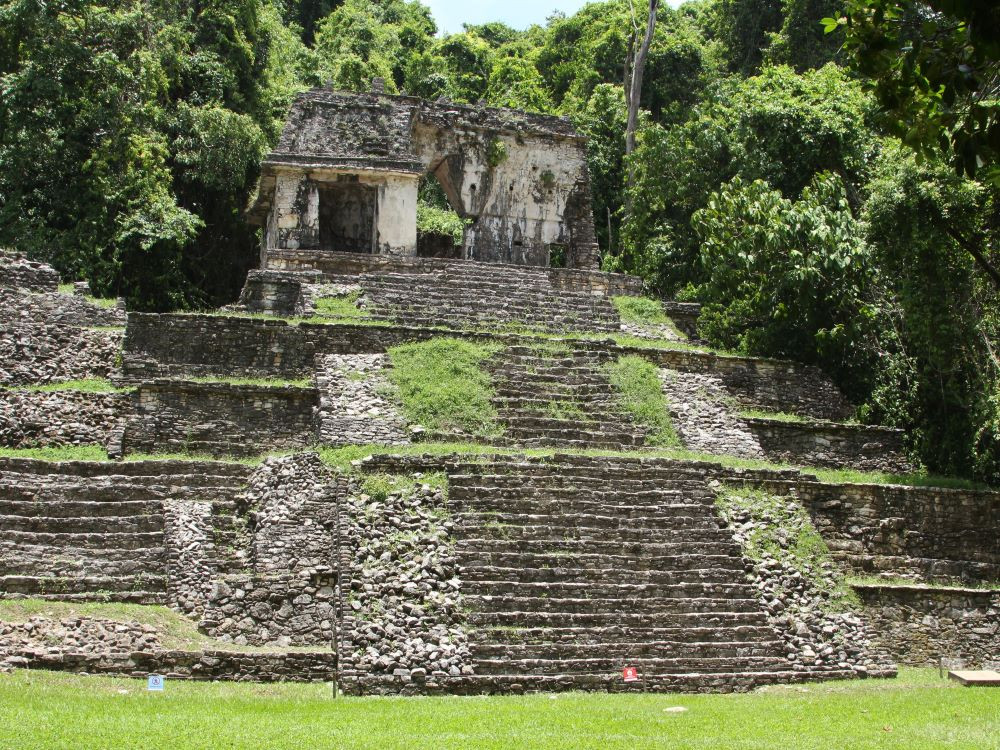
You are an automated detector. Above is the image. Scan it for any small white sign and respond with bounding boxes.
[147,674,165,691]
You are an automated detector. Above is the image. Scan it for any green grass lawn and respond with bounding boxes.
[0,669,995,750]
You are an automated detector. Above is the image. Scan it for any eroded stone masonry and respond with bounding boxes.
[1,93,999,689]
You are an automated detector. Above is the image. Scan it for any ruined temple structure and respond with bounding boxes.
[247,84,600,269]
[2,148,1000,692]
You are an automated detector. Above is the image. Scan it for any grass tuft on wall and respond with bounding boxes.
[604,354,680,447]
[386,337,503,439]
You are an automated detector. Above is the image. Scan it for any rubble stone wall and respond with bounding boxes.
[197,454,339,647]
[0,288,125,328]
[0,321,122,387]
[633,346,855,421]
[0,390,129,449]
[0,252,60,292]
[854,584,1000,668]
[317,354,410,445]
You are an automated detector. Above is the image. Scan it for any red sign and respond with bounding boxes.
[623,666,639,682]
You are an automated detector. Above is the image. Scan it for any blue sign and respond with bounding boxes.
[147,674,165,691]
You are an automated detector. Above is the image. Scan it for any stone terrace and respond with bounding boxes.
[116,311,909,471]
[2,251,999,688]
[337,454,897,694]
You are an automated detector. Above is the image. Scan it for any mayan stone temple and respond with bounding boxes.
[0,89,997,694]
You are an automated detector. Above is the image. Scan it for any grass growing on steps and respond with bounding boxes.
[1,440,986,492]
[1,378,126,393]
[0,444,109,461]
[361,472,448,500]
[603,355,681,448]
[0,600,318,653]
[0,668,995,750]
[316,442,547,472]
[313,292,369,322]
[739,408,811,423]
[612,296,684,338]
[543,399,589,421]
[56,284,120,308]
[386,337,503,439]
[715,487,859,612]
[83,295,120,309]
[186,376,313,388]
[846,575,1000,591]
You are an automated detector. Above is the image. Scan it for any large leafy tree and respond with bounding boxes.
[0,0,314,309]
[831,0,1000,288]
[618,64,875,291]
[832,1,1000,182]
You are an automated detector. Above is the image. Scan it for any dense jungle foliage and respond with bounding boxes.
[1,0,998,483]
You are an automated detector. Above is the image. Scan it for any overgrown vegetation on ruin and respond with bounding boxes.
[1,379,125,394]
[715,487,859,612]
[604,355,680,448]
[386,338,504,439]
[5,0,996,484]
[313,292,370,323]
[611,296,682,338]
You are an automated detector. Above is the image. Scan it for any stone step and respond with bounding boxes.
[463,595,764,616]
[345,669,864,694]
[451,500,710,518]
[453,512,724,531]
[448,486,706,506]
[0,514,164,534]
[460,580,754,599]
[0,540,166,563]
[457,551,746,572]
[469,655,791,675]
[460,566,745,585]
[498,416,638,433]
[455,538,739,556]
[0,529,163,549]
[448,482,704,498]
[472,624,782,645]
[498,431,646,449]
[365,283,620,310]
[470,640,786,660]
[448,471,717,487]
[0,499,164,518]
[365,299,616,320]
[466,610,771,628]
[369,309,609,323]
[0,481,245,504]
[459,525,731,545]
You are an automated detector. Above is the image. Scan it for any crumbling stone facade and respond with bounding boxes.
[248,89,600,269]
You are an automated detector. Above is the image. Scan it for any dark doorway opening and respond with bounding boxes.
[416,173,465,259]
[318,182,376,253]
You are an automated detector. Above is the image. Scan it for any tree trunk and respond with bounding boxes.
[625,0,658,182]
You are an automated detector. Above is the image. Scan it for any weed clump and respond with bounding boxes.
[386,338,503,439]
[604,355,680,447]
